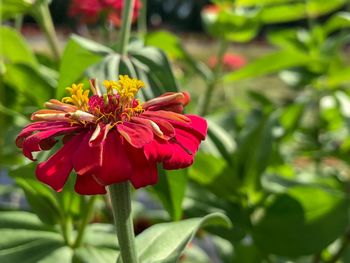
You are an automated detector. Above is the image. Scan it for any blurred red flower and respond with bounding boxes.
[16,76,207,195]
[208,52,246,71]
[69,0,141,26]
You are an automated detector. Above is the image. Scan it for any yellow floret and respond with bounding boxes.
[62,83,89,111]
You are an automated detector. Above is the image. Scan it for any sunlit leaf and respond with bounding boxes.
[224,50,310,82]
[0,26,38,68]
[135,213,231,263]
[253,185,349,257]
[152,169,187,221]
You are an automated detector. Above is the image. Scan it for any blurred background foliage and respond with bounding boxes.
[2,0,350,262]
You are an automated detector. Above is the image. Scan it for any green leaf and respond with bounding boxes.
[57,37,103,98]
[86,54,121,83]
[70,35,114,55]
[205,118,236,162]
[145,31,186,60]
[224,50,310,82]
[135,213,231,263]
[83,224,119,249]
[189,153,227,185]
[0,238,64,263]
[0,0,34,21]
[202,7,261,42]
[189,153,241,200]
[39,247,74,263]
[3,63,54,105]
[0,26,38,68]
[236,0,293,6]
[238,0,346,23]
[0,211,50,230]
[152,169,187,221]
[146,30,212,81]
[325,12,350,34]
[307,0,346,17]
[73,247,118,263]
[252,185,349,257]
[0,211,65,263]
[261,3,306,24]
[235,110,279,190]
[316,67,350,88]
[130,46,179,97]
[10,163,62,225]
[279,101,306,135]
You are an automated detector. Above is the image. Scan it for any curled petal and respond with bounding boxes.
[16,122,74,148]
[131,117,175,140]
[89,123,110,147]
[141,110,190,123]
[142,114,207,169]
[36,134,82,192]
[31,111,71,122]
[45,99,78,112]
[142,92,190,113]
[21,125,82,160]
[117,122,153,148]
[67,110,97,122]
[161,114,207,140]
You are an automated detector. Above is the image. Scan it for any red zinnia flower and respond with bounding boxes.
[208,53,246,71]
[16,76,207,195]
[69,0,141,26]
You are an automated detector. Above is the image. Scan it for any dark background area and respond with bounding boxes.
[47,0,210,31]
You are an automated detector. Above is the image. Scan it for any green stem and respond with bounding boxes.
[60,214,74,247]
[73,196,97,248]
[60,219,70,246]
[118,0,135,55]
[109,182,138,263]
[197,39,229,116]
[137,0,147,39]
[35,2,60,60]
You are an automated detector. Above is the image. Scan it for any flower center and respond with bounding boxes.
[61,75,145,124]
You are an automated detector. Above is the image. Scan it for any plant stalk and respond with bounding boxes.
[109,182,138,263]
[118,0,135,55]
[60,214,74,247]
[197,39,229,116]
[137,0,147,39]
[73,196,97,248]
[35,2,60,60]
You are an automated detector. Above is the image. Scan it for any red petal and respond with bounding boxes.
[143,92,190,113]
[74,175,106,195]
[186,115,208,139]
[16,121,76,148]
[22,125,81,160]
[131,116,175,140]
[117,122,153,148]
[89,123,110,147]
[142,114,207,169]
[93,131,132,185]
[141,110,190,124]
[127,146,158,188]
[72,131,103,176]
[36,134,82,192]
[144,138,172,162]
